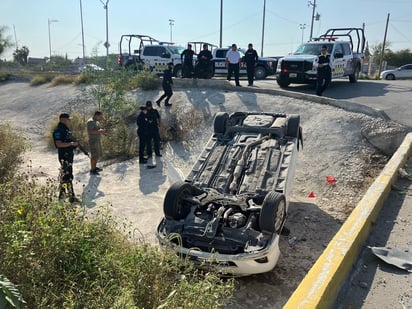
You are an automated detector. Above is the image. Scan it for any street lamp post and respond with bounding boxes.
[99,0,110,56]
[308,0,317,40]
[168,19,175,43]
[48,18,58,60]
[300,24,307,43]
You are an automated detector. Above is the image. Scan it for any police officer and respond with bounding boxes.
[196,43,213,78]
[145,101,162,159]
[156,62,174,107]
[181,43,195,78]
[136,106,149,164]
[315,45,332,96]
[53,113,81,203]
[243,43,259,86]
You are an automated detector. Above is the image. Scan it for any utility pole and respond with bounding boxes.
[48,18,59,60]
[79,0,86,63]
[378,13,390,78]
[169,19,175,43]
[308,0,317,40]
[219,0,223,48]
[300,24,307,44]
[260,0,266,57]
[13,24,18,49]
[99,0,110,56]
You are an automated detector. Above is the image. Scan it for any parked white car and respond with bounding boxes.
[380,64,412,80]
[78,64,104,73]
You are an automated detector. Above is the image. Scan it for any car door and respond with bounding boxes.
[332,44,345,78]
[342,43,355,76]
[213,49,228,74]
[398,65,412,79]
[142,46,169,74]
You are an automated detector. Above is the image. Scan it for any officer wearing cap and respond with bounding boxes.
[314,45,332,96]
[156,62,174,107]
[136,105,149,164]
[145,101,162,158]
[53,113,81,203]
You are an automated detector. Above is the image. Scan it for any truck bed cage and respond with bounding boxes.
[187,41,218,55]
[119,34,159,56]
[312,28,365,54]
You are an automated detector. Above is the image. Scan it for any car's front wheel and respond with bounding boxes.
[259,192,286,234]
[214,112,229,134]
[385,73,395,80]
[163,181,194,220]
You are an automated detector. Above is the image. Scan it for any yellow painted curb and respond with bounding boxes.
[284,132,412,309]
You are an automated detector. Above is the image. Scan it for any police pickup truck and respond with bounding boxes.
[117,34,186,77]
[212,47,277,80]
[276,28,365,88]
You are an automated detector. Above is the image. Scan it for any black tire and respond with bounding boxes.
[259,191,286,234]
[349,66,360,83]
[276,77,290,88]
[254,66,266,80]
[214,112,229,134]
[385,74,395,80]
[163,181,194,220]
[286,114,300,138]
[174,65,183,78]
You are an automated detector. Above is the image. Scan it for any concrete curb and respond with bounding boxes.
[173,78,390,120]
[283,132,412,309]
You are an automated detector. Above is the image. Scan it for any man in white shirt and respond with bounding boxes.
[225,44,242,87]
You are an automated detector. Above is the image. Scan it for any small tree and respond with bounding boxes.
[13,46,29,65]
[0,26,13,58]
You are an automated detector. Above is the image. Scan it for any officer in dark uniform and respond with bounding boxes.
[53,113,80,203]
[315,45,332,96]
[181,44,195,78]
[145,101,162,159]
[136,106,149,164]
[156,62,174,107]
[243,43,259,86]
[196,43,213,79]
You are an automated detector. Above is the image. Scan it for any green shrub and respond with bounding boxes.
[30,75,53,86]
[0,174,234,308]
[49,75,77,86]
[135,70,159,90]
[0,122,28,182]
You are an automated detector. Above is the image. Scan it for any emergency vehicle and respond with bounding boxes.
[276,28,365,87]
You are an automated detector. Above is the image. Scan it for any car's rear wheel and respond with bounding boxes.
[385,74,395,80]
[259,191,286,234]
[174,65,183,78]
[214,112,229,134]
[276,77,290,88]
[164,181,194,220]
[286,114,300,138]
[349,66,360,83]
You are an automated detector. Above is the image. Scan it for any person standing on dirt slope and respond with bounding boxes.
[53,113,81,204]
[136,106,149,164]
[87,111,107,175]
[145,101,162,159]
[314,45,332,96]
[181,43,195,78]
[156,62,174,107]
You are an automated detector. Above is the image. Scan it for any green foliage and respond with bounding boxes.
[0,123,28,182]
[49,75,77,86]
[0,274,26,308]
[30,75,54,86]
[0,26,13,57]
[13,46,29,65]
[0,173,235,308]
[135,70,160,90]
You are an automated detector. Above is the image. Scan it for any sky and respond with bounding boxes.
[1,0,411,61]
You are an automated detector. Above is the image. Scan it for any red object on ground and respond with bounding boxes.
[326,176,336,185]
[308,192,315,198]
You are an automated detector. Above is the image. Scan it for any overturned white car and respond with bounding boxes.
[156,112,302,276]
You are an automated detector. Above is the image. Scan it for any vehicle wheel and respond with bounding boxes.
[276,78,290,88]
[125,63,136,71]
[385,74,395,80]
[163,181,194,220]
[259,192,286,234]
[254,66,266,80]
[349,66,360,83]
[286,114,300,138]
[174,65,183,78]
[214,112,229,134]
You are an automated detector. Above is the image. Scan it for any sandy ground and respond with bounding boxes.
[0,80,404,308]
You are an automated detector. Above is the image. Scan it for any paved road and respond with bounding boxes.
[254,77,412,129]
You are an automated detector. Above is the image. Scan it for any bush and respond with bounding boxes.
[0,122,28,182]
[135,70,159,90]
[0,173,234,308]
[30,75,53,86]
[49,75,77,86]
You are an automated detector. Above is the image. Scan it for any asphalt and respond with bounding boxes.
[174,77,412,307]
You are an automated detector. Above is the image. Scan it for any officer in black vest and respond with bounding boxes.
[315,45,332,96]
[243,43,259,86]
[53,113,81,203]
